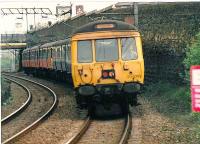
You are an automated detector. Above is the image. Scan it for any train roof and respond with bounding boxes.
[40,39,70,48]
[73,20,137,34]
[23,39,70,52]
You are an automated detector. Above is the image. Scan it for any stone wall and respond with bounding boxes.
[139,2,200,83]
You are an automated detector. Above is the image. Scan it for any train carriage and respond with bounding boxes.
[22,48,30,69]
[22,20,144,111]
[71,20,144,109]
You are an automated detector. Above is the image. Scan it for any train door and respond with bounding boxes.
[56,46,62,71]
[30,50,33,68]
[61,45,66,71]
[44,48,48,69]
[66,43,71,73]
[47,47,50,69]
[28,49,30,67]
[41,48,45,68]
[36,49,39,68]
[39,48,42,68]
[52,47,57,70]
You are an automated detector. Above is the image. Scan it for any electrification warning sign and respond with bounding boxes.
[191,65,200,112]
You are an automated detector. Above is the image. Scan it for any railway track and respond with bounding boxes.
[65,113,132,144]
[1,73,58,144]
[1,76,32,124]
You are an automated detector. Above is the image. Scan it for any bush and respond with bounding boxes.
[183,32,200,80]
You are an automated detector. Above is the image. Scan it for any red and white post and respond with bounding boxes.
[190,65,200,112]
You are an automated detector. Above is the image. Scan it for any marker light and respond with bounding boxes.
[96,24,114,29]
[103,71,108,77]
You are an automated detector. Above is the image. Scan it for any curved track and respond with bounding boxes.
[1,76,32,124]
[119,113,132,144]
[1,73,58,144]
[65,113,132,144]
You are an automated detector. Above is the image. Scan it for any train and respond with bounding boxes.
[22,20,144,112]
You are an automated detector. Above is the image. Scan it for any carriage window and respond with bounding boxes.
[77,40,92,63]
[62,45,65,59]
[53,48,56,58]
[57,46,61,59]
[42,50,45,59]
[121,38,138,60]
[48,48,51,58]
[45,49,47,59]
[95,39,118,62]
[31,51,33,60]
[40,49,42,59]
[66,44,71,62]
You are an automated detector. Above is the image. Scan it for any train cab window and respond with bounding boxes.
[95,38,118,62]
[121,38,138,60]
[77,40,92,63]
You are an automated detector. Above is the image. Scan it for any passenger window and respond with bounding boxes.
[57,47,61,59]
[62,45,65,59]
[77,40,92,63]
[47,48,51,58]
[52,48,55,58]
[45,49,47,59]
[40,49,42,59]
[121,38,138,60]
[66,44,71,62]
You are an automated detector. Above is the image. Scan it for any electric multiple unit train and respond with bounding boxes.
[22,20,144,111]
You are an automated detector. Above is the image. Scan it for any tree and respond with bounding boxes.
[183,32,200,80]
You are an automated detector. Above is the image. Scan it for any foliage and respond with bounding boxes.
[144,81,200,122]
[144,81,191,114]
[144,81,200,142]
[1,77,11,105]
[183,32,200,80]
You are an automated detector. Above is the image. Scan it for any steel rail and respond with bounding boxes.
[2,73,58,144]
[1,76,32,124]
[65,116,91,144]
[119,113,132,144]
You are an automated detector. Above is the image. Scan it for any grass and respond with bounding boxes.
[1,77,12,106]
[143,81,200,143]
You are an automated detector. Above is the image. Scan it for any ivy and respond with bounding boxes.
[183,32,200,80]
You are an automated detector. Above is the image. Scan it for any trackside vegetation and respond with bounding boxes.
[184,32,200,80]
[144,32,200,142]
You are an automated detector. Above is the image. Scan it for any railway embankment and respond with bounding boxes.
[1,78,27,119]
[141,82,200,144]
[138,32,200,143]
[1,78,11,106]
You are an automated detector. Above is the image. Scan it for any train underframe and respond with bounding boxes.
[75,83,141,113]
[24,67,72,81]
